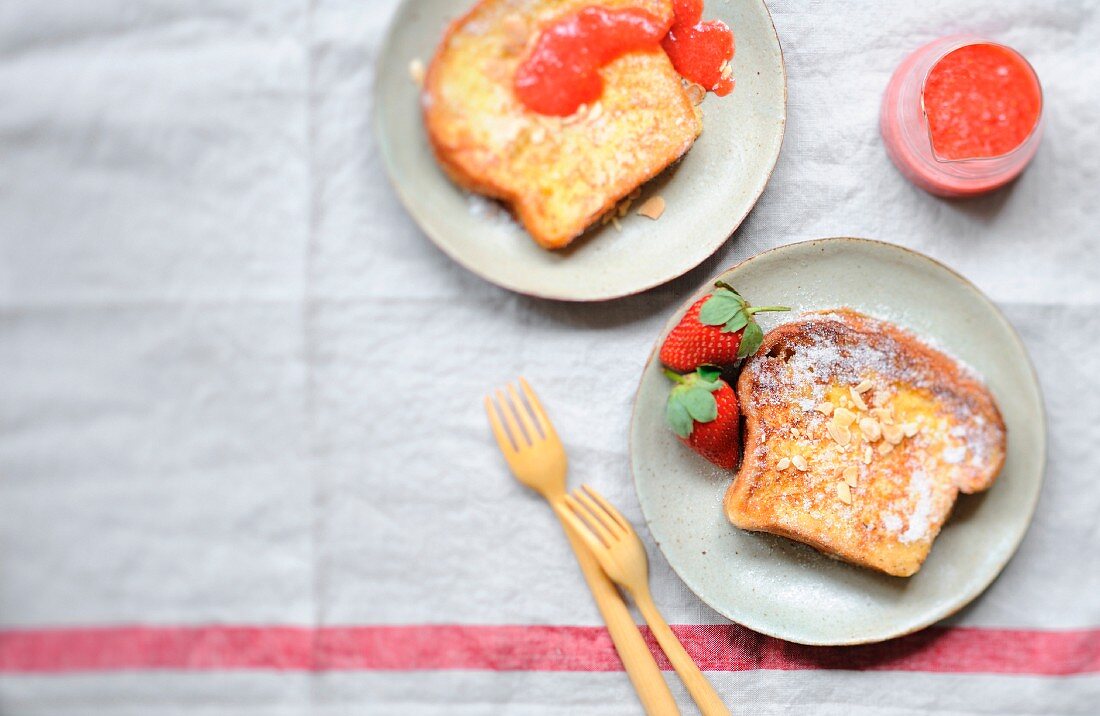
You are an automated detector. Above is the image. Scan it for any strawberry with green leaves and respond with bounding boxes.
[659,282,789,372]
[665,366,741,470]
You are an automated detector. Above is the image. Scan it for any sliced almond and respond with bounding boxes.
[902,422,920,438]
[588,101,603,122]
[408,58,425,86]
[855,379,874,394]
[563,104,587,125]
[777,457,791,471]
[843,466,859,487]
[539,115,563,133]
[720,61,733,80]
[502,15,528,50]
[791,455,809,472]
[827,421,851,447]
[790,427,801,438]
[882,423,904,445]
[849,387,868,411]
[863,445,873,464]
[871,408,894,424]
[877,441,894,456]
[685,82,706,105]
[636,195,666,220]
[837,481,852,504]
[816,402,834,416]
[833,407,856,427]
[858,417,881,442]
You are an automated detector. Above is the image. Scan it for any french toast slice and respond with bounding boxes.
[724,310,1007,577]
[422,0,702,249]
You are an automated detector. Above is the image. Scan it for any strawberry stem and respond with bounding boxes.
[746,305,791,314]
[663,368,686,383]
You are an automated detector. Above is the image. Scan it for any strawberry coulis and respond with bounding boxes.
[513,1,735,116]
[922,43,1041,160]
[661,0,735,96]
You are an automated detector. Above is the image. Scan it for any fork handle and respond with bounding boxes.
[551,506,680,716]
[633,587,731,716]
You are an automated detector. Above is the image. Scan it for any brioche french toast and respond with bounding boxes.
[724,310,1007,577]
[422,0,703,249]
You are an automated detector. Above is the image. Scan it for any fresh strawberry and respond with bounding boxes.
[664,366,741,470]
[659,282,789,372]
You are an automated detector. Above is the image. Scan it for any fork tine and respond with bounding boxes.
[564,493,615,547]
[556,497,609,553]
[518,378,558,442]
[581,484,631,532]
[572,488,624,538]
[484,395,516,456]
[506,383,541,443]
[495,389,529,447]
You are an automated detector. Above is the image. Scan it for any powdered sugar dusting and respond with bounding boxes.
[899,469,934,543]
[751,313,928,407]
[942,445,966,464]
[736,309,1007,568]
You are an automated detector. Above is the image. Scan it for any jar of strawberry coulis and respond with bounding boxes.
[880,36,1043,197]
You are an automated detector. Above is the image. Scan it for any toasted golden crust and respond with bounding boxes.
[422,0,702,249]
[724,310,1007,577]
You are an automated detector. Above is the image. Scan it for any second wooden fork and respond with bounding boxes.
[560,484,732,716]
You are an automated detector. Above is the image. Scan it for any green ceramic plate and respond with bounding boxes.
[630,238,1046,645]
[374,0,786,300]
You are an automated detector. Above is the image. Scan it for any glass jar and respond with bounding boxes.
[880,36,1043,197]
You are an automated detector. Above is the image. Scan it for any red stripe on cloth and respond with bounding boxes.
[1,624,1098,675]
[0,626,315,672]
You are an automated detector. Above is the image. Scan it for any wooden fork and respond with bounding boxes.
[485,379,679,716]
[560,485,732,716]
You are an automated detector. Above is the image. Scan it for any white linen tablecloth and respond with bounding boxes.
[1,0,1098,713]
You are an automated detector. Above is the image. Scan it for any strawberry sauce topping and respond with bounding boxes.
[661,0,735,96]
[514,1,735,116]
[513,7,670,117]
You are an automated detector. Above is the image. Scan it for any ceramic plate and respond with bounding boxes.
[374,0,786,301]
[630,238,1046,645]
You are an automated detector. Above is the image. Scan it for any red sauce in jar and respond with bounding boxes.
[514,1,735,116]
[923,43,1042,160]
[662,0,735,95]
